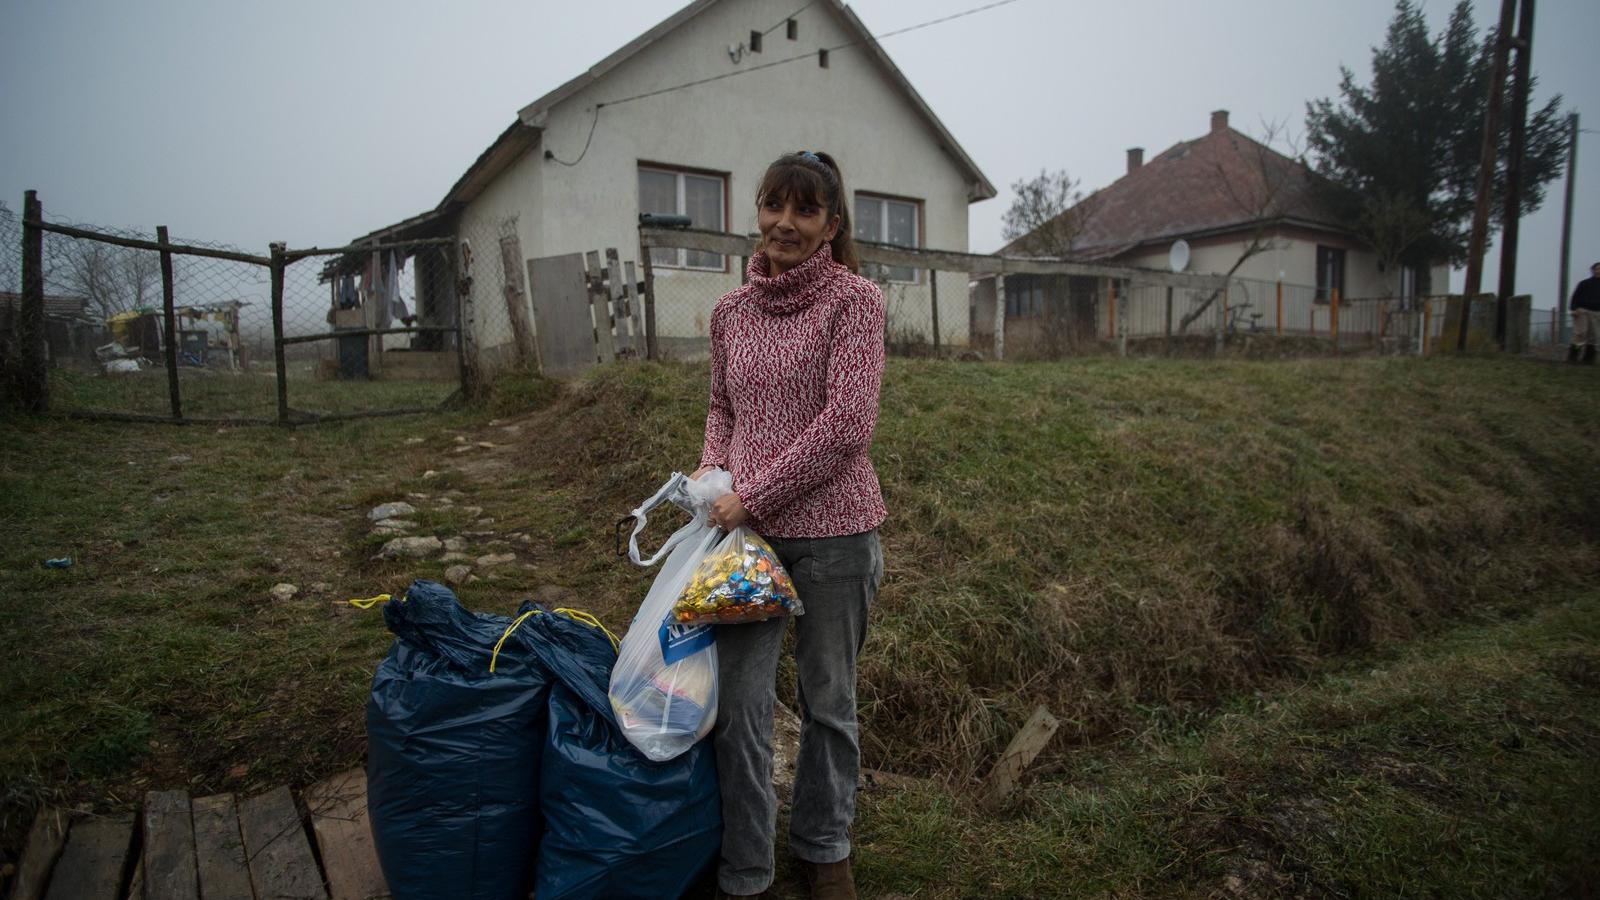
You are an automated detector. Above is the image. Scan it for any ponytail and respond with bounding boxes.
[811,152,859,274]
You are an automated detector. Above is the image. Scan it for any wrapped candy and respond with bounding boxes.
[671,527,802,625]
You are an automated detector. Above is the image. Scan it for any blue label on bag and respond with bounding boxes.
[659,620,714,664]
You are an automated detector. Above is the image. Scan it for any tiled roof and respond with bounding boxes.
[1007,126,1350,260]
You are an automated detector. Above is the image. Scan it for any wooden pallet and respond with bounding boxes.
[9,770,389,900]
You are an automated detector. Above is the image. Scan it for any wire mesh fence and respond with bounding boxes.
[277,238,463,420]
[8,208,281,420]
[454,217,523,381]
[5,199,1554,425]
[4,194,468,424]
[636,225,1530,362]
[1528,308,1563,346]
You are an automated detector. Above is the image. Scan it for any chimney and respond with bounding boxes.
[1211,109,1230,133]
[1126,147,1144,174]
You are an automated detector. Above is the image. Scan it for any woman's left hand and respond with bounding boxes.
[708,492,748,531]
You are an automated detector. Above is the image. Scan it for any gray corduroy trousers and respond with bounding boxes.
[712,529,883,896]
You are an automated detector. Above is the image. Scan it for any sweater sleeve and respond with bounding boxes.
[699,303,734,469]
[736,284,885,522]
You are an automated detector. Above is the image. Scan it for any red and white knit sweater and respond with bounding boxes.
[698,243,887,538]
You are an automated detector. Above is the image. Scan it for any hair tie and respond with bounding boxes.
[798,150,822,164]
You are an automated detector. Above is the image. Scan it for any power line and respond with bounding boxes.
[543,0,1025,165]
[597,0,1026,110]
[545,106,602,166]
[761,1,816,37]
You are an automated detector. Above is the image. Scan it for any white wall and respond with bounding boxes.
[458,0,981,347]
[1124,230,1424,300]
[455,144,545,360]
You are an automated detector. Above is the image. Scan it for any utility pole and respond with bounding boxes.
[1457,0,1518,352]
[1557,112,1579,345]
[1495,0,1535,348]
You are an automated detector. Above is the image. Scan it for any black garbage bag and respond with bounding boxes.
[509,602,722,900]
[366,580,547,900]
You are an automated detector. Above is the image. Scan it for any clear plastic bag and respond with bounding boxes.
[609,470,731,762]
[671,527,801,625]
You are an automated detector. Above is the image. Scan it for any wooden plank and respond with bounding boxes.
[623,260,644,352]
[527,253,595,378]
[30,218,272,266]
[11,807,69,900]
[304,769,389,900]
[191,795,253,900]
[238,787,327,900]
[43,815,135,900]
[979,706,1060,810]
[605,248,634,357]
[497,234,536,367]
[141,790,197,900]
[636,225,1226,289]
[585,250,615,364]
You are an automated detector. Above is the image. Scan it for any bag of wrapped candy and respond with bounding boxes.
[671,527,802,625]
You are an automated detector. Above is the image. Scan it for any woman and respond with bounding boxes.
[691,150,887,900]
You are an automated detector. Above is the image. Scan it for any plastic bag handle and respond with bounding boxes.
[624,472,696,567]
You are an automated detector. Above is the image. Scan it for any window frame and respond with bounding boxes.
[637,162,730,273]
[854,191,923,284]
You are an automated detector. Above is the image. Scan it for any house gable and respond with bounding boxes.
[515,0,994,202]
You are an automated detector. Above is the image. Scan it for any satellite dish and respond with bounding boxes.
[1169,239,1190,273]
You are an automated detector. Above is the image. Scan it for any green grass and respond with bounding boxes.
[850,592,1600,897]
[47,363,458,419]
[2,354,1598,896]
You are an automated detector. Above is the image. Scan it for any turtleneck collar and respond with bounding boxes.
[744,242,839,315]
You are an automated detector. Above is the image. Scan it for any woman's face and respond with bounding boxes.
[758,191,840,276]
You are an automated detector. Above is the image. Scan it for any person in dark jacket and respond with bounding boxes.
[1569,262,1600,364]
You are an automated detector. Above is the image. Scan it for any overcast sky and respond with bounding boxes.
[3,0,1596,311]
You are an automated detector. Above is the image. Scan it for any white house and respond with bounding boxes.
[352,0,994,367]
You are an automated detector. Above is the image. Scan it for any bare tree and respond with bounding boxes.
[1001,169,1095,257]
[53,238,162,321]
[1000,171,1105,356]
[1178,121,1303,332]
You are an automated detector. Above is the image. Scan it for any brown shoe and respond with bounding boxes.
[801,858,857,900]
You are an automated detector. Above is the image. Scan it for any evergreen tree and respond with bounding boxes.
[1305,0,1566,275]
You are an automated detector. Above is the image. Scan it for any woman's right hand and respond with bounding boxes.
[690,465,716,480]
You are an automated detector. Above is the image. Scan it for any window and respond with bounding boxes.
[1316,245,1346,303]
[855,193,920,283]
[1005,275,1046,318]
[638,165,726,270]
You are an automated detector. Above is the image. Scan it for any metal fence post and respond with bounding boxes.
[1164,286,1173,354]
[1215,284,1227,356]
[19,190,48,412]
[270,241,288,424]
[1275,280,1283,336]
[157,225,181,421]
[929,269,941,355]
[1331,287,1341,353]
